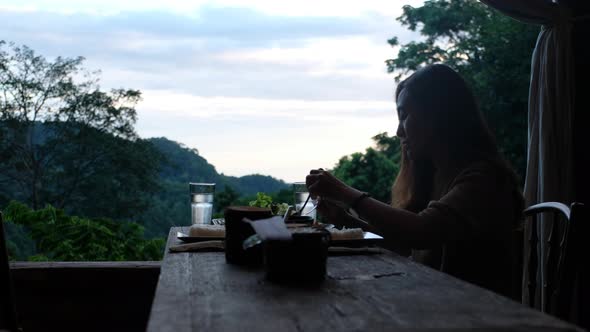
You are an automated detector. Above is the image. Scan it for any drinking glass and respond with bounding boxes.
[190,183,215,225]
[292,182,317,220]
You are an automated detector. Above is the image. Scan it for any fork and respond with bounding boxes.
[212,218,225,225]
[301,197,320,215]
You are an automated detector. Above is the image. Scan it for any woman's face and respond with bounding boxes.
[396,89,433,161]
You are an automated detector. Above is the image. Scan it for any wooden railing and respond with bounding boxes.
[10,261,161,332]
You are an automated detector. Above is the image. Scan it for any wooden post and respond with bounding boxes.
[0,212,18,331]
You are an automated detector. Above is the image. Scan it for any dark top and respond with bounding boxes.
[412,160,522,297]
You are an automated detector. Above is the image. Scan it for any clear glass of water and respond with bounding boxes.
[293,182,317,220]
[190,183,215,225]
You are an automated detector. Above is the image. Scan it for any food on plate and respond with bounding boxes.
[327,227,364,240]
[188,224,225,237]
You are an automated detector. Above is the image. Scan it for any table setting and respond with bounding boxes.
[146,181,582,332]
[174,181,384,261]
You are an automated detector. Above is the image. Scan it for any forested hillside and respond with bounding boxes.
[138,137,288,237]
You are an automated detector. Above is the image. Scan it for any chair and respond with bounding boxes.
[0,212,18,331]
[523,202,588,327]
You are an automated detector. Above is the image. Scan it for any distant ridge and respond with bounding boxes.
[139,137,289,237]
[148,137,288,195]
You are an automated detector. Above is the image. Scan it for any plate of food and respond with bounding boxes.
[328,228,383,247]
[291,226,383,247]
[177,224,225,242]
[177,223,383,248]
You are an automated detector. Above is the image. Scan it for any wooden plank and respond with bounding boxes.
[10,261,161,270]
[147,227,583,332]
[1,212,18,331]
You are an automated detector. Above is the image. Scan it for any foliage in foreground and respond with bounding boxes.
[2,201,164,261]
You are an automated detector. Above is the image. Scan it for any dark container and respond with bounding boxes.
[263,231,329,284]
[285,215,314,224]
[224,206,272,265]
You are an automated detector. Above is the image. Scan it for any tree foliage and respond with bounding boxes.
[0,41,138,138]
[3,201,164,261]
[0,41,161,217]
[215,185,240,213]
[386,0,538,180]
[0,43,291,258]
[332,133,401,203]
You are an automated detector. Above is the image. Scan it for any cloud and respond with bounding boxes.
[0,6,409,51]
[135,91,399,182]
[139,89,393,119]
[0,5,419,59]
[0,2,419,181]
[0,0,425,18]
[1,6,417,102]
[0,6,417,85]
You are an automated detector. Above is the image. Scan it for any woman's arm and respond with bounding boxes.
[307,170,460,248]
[316,198,376,232]
[349,195,446,248]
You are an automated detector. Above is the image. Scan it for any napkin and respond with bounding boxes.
[169,240,224,253]
[248,216,292,241]
[189,224,225,237]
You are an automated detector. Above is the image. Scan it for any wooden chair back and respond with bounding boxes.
[0,212,18,331]
[523,202,587,326]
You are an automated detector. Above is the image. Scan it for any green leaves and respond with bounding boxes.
[2,201,164,261]
[332,133,401,204]
[0,41,156,215]
[215,185,239,213]
[249,192,274,209]
[246,192,289,216]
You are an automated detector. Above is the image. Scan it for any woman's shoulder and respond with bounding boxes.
[451,158,517,189]
[445,158,524,214]
[430,158,524,232]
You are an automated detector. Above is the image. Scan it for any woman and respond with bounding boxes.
[306,64,523,297]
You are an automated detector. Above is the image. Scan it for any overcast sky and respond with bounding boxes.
[1,0,423,183]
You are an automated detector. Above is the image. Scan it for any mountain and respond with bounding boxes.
[148,137,222,184]
[0,124,288,239]
[222,174,289,196]
[138,137,289,237]
[148,137,288,195]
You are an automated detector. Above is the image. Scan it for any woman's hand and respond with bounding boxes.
[305,169,361,204]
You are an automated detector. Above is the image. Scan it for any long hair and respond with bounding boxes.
[391,64,520,212]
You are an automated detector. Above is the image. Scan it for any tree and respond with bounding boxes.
[0,41,161,217]
[272,188,294,207]
[214,185,240,214]
[332,133,401,203]
[3,201,164,261]
[386,0,539,180]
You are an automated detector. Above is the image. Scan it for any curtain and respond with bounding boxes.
[480,0,575,313]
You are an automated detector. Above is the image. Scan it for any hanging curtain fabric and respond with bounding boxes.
[480,0,575,313]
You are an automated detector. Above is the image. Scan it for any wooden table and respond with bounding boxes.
[147,227,582,332]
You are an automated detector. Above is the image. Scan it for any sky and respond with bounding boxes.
[1,0,423,183]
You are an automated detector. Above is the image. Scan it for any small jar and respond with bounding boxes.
[190,183,215,225]
[224,206,272,265]
[263,231,329,284]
